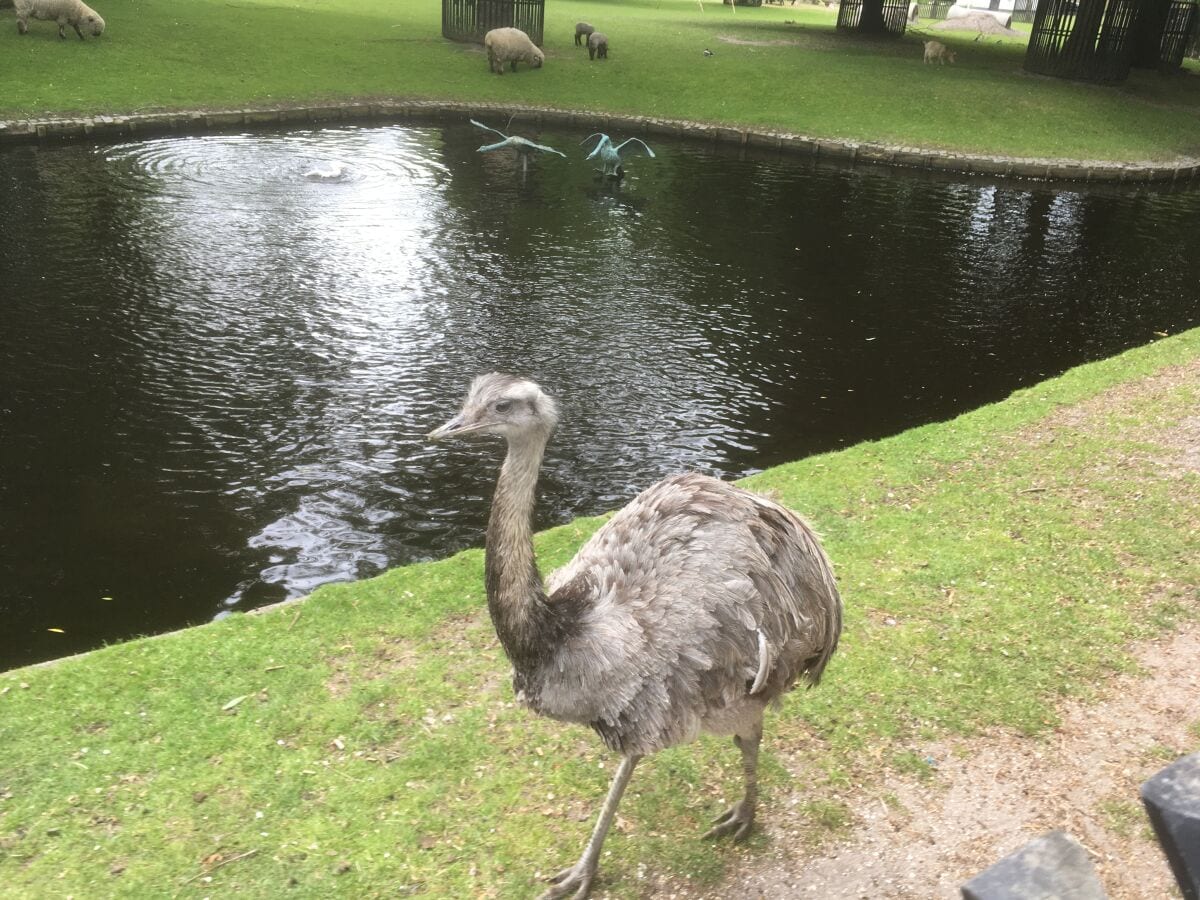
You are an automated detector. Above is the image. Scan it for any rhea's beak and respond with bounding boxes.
[427,415,464,442]
[428,413,490,442]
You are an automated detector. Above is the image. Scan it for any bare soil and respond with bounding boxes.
[930,13,1022,37]
[719,624,1198,898]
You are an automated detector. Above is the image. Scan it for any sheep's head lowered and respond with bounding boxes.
[82,9,104,36]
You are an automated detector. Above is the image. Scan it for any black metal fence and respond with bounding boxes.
[1024,0,1137,82]
[442,0,545,46]
[837,0,913,33]
[1160,0,1197,66]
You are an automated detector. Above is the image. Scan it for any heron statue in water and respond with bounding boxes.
[580,133,656,179]
[471,118,567,178]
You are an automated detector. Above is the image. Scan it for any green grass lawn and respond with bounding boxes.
[0,0,1198,160]
[1,328,1197,898]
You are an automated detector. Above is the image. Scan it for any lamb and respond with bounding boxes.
[15,0,104,39]
[483,27,544,75]
[923,39,956,64]
[587,31,608,61]
[574,21,594,46]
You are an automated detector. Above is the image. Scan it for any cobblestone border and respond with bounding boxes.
[2,99,1198,184]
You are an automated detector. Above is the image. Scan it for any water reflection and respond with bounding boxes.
[1,123,1197,669]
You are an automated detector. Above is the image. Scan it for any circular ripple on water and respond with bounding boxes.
[102,125,450,200]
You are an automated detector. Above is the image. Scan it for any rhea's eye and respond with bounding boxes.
[494,399,514,413]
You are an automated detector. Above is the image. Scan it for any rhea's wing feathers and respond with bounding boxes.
[614,138,656,160]
[470,119,509,140]
[540,473,841,754]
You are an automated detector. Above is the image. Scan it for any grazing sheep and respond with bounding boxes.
[922,39,956,64]
[15,0,104,39]
[483,27,544,75]
[574,21,594,46]
[587,31,608,60]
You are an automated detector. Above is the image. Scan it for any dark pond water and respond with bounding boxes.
[1,121,1198,670]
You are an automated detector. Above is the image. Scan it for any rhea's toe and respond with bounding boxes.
[539,861,595,899]
[702,801,755,842]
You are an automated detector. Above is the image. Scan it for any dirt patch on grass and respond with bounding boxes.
[1020,355,1199,464]
[714,623,1198,898]
[1078,358,1200,477]
[930,12,1023,37]
[715,31,844,51]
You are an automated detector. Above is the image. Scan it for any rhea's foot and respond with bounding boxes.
[703,798,756,842]
[539,859,596,900]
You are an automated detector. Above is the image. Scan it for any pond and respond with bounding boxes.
[1,120,1197,670]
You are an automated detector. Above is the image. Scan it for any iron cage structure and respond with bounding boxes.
[442,0,545,46]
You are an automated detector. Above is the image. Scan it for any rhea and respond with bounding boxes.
[428,374,842,900]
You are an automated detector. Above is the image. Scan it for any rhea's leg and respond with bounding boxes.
[541,754,640,900]
[703,717,763,842]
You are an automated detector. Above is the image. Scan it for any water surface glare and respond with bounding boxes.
[1,122,1197,669]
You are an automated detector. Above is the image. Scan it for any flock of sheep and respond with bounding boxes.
[9,1,596,80]
[10,2,592,80]
[484,21,607,75]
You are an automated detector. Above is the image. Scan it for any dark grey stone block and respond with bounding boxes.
[1141,751,1200,900]
[960,830,1106,900]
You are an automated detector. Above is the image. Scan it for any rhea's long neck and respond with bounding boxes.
[485,431,554,668]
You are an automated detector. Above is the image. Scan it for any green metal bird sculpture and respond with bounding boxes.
[471,118,566,178]
[580,133,656,178]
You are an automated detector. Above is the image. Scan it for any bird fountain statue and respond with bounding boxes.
[579,133,656,179]
[471,118,566,178]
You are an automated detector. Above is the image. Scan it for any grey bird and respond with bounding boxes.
[579,133,656,178]
[429,374,843,900]
[471,118,567,177]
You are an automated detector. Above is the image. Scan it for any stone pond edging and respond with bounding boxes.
[2,99,1199,184]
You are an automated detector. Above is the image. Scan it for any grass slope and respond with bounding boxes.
[1,328,1197,898]
[0,0,1198,160]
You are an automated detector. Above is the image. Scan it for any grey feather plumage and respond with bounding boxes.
[429,373,842,900]
[537,472,840,755]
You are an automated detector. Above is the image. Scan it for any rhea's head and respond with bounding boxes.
[428,373,559,443]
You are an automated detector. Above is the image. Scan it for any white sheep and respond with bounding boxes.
[15,0,105,39]
[483,27,544,75]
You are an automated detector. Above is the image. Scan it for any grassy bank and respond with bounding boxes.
[0,0,1198,160]
[1,328,1197,898]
